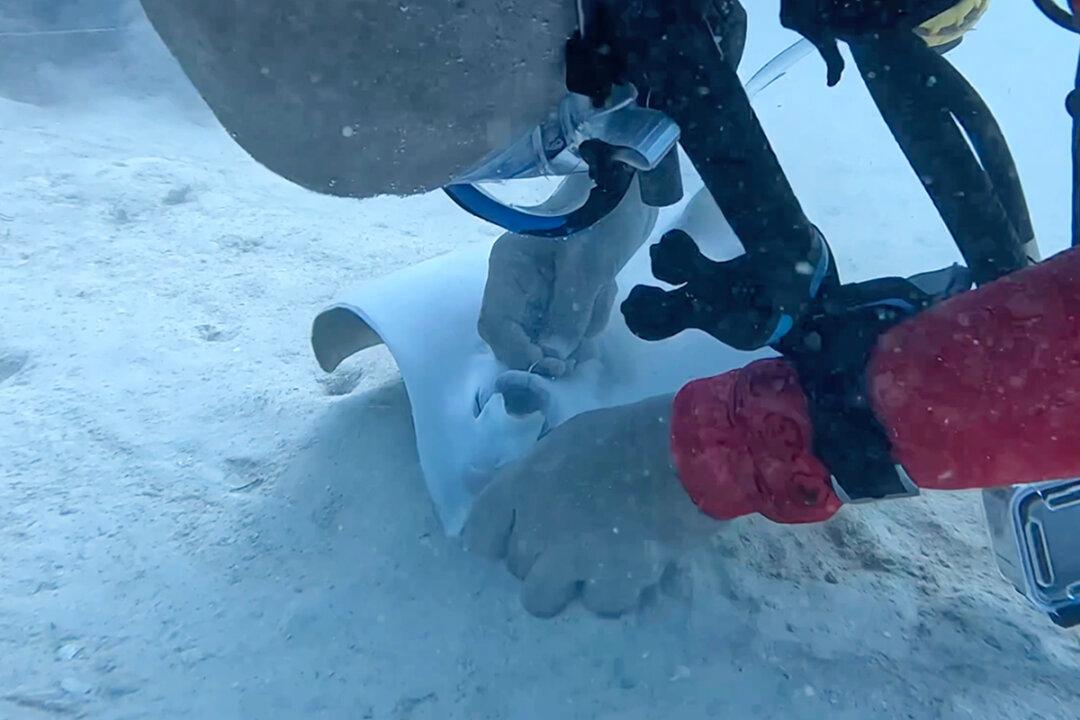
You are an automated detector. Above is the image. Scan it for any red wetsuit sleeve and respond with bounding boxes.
[868,246,1080,490]
[672,246,1080,522]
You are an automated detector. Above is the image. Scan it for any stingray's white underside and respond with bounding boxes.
[311,182,774,534]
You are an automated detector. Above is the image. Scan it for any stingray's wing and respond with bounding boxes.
[139,0,573,199]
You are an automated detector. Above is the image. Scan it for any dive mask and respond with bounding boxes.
[444,84,682,237]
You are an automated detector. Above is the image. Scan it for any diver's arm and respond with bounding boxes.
[674,246,1080,522]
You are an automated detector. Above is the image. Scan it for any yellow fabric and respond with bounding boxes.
[916,0,990,47]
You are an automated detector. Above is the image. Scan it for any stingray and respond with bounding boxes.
[312,179,773,534]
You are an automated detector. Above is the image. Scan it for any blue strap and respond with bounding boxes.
[443,185,569,235]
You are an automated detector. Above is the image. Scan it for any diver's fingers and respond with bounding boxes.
[580,547,666,618]
[569,336,598,367]
[532,356,569,378]
[582,280,618,339]
[521,545,584,617]
[506,528,544,581]
[479,236,550,370]
[462,477,517,560]
[542,265,605,359]
[477,316,544,371]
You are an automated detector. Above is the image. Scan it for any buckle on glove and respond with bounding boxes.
[830,464,919,505]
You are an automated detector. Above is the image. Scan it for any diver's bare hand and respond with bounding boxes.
[477,176,657,377]
[462,394,716,617]
[477,233,616,377]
